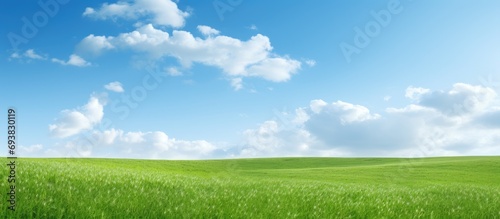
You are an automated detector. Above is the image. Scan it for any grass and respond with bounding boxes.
[1,156,499,218]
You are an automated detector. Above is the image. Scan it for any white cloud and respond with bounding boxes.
[197,25,220,36]
[310,99,327,113]
[418,83,496,116]
[165,67,182,76]
[386,104,433,113]
[243,120,281,152]
[24,49,46,60]
[9,49,47,61]
[104,81,125,92]
[43,88,217,159]
[8,49,93,68]
[9,49,92,68]
[330,101,381,124]
[37,83,500,159]
[49,95,106,138]
[81,129,217,159]
[305,101,417,154]
[77,35,115,55]
[307,83,500,156]
[239,119,344,157]
[241,83,500,157]
[99,129,122,144]
[52,54,91,67]
[83,0,189,28]
[246,57,301,82]
[292,108,310,124]
[122,131,146,144]
[77,24,301,85]
[405,86,430,100]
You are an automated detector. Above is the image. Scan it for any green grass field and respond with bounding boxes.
[1,156,499,218]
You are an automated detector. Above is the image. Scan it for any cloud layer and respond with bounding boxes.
[83,0,189,27]
[239,83,500,158]
[40,82,500,159]
[77,24,301,88]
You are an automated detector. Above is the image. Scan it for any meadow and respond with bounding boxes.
[1,156,499,218]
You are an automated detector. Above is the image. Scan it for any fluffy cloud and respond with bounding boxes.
[197,25,220,36]
[76,24,301,86]
[310,99,328,113]
[417,83,496,116]
[240,83,500,157]
[83,0,189,27]
[405,86,430,100]
[44,82,500,159]
[240,121,312,157]
[243,121,281,152]
[45,85,217,159]
[246,57,301,82]
[61,129,217,159]
[104,81,125,92]
[77,0,303,88]
[335,101,381,123]
[77,35,115,56]
[305,101,416,154]
[52,54,91,67]
[49,96,105,138]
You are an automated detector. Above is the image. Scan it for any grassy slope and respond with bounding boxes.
[1,157,499,218]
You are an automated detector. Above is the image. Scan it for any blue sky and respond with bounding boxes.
[2,0,500,159]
